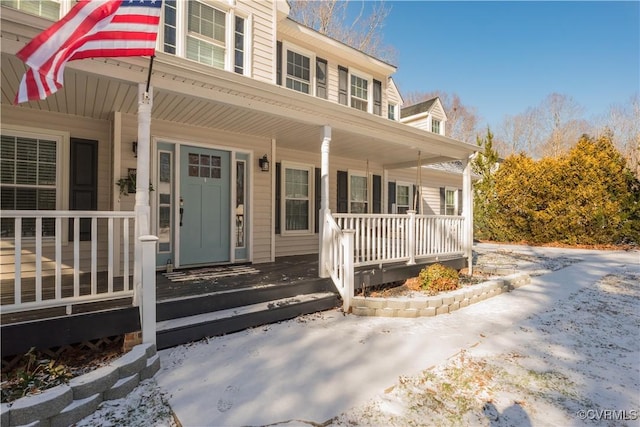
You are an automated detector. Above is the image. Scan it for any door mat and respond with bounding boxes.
[163,265,259,282]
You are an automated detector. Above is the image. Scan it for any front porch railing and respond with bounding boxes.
[325,211,466,311]
[1,210,136,314]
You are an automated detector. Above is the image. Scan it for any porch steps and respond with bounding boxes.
[155,277,339,349]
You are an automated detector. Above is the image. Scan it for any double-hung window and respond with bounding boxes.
[1,128,67,238]
[163,1,248,75]
[388,104,397,121]
[286,50,311,94]
[432,119,441,135]
[445,188,457,216]
[349,172,368,213]
[396,183,411,214]
[282,163,313,233]
[350,74,368,112]
[4,0,60,20]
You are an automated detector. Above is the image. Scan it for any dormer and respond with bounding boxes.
[400,97,448,136]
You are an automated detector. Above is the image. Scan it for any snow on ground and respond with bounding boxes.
[78,244,640,426]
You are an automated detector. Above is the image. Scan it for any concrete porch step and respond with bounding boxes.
[156,292,340,350]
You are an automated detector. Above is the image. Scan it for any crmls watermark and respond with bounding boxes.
[576,409,639,421]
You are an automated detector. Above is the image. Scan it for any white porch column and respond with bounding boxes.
[462,156,474,274]
[133,83,153,306]
[140,235,158,345]
[319,125,331,278]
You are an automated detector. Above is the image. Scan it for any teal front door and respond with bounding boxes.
[180,146,230,265]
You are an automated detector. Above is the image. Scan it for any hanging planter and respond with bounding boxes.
[116,168,153,196]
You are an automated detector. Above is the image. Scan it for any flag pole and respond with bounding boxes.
[133,55,155,308]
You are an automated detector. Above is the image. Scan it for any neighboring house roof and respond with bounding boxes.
[401,98,438,119]
[425,160,481,179]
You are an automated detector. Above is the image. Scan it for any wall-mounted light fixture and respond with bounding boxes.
[258,154,270,172]
[132,141,138,158]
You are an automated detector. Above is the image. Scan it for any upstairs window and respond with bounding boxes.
[4,0,60,20]
[286,50,311,94]
[162,1,248,75]
[350,75,368,112]
[388,104,397,121]
[432,119,441,134]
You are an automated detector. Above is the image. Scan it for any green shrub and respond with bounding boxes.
[419,264,460,295]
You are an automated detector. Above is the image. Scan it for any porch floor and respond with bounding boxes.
[1,254,321,324]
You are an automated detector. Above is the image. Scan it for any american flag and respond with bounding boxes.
[15,0,162,104]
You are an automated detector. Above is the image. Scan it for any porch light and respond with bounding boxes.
[259,154,270,172]
[132,141,138,158]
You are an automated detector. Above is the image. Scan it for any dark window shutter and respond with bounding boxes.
[373,79,382,116]
[337,170,348,213]
[439,187,446,215]
[314,167,321,233]
[275,162,281,234]
[412,185,417,212]
[69,138,98,241]
[338,66,348,106]
[458,189,463,215]
[276,41,282,86]
[388,181,396,213]
[316,58,328,99]
[372,174,382,213]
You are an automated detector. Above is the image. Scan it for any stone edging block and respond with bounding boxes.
[4,342,159,427]
[351,272,531,318]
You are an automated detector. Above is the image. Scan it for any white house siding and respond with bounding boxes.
[119,114,274,264]
[1,106,113,280]
[240,0,274,83]
[385,78,403,119]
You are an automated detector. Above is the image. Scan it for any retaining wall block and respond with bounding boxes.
[436,305,449,315]
[109,346,147,378]
[363,299,385,309]
[452,290,465,302]
[140,355,161,381]
[138,343,157,358]
[397,309,418,318]
[103,373,140,401]
[419,307,436,317]
[460,299,470,308]
[375,307,397,318]
[385,299,408,310]
[427,297,443,308]
[449,301,460,312]
[9,385,72,426]
[2,402,10,427]
[470,295,480,304]
[464,289,476,299]
[442,296,455,305]
[502,284,511,293]
[15,420,50,427]
[408,300,428,310]
[352,306,375,316]
[50,393,101,427]
[69,365,119,400]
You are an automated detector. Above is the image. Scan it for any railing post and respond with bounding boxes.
[407,210,416,265]
[342,230,355,313]
[140,235,159,345]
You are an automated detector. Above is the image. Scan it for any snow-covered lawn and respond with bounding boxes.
[78,245,640,426]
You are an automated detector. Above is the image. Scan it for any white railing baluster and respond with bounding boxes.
[123,218,129,291]
[91,217,98,295]
[108,218,114,293]
[55,218,62,300]
[15,218,22,305]
[35,217,42,302]
[73,217,80,297]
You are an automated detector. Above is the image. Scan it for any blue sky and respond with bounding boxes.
[377,1,639,130]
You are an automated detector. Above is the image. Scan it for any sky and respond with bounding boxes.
[375,1,639,130]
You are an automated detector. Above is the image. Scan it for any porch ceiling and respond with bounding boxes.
[1,20,476,166]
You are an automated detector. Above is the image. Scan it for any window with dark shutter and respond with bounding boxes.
[276,41,282,86]
[439,187,446,215]
[372,175,382,213]
[388,182,396,213]
[316,58,327,99]
[69,138,98,241]
[338,66,348,106]
[373,79,382,116]
[275,162,281,233]
[314,167,321,232]
[458,189,463,215]
[337,170,348,213]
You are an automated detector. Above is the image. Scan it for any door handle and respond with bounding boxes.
[179,197,184,227]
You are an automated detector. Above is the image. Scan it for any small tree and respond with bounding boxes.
[472,128,500,240]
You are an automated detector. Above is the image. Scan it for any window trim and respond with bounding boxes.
[395,181,412,214]
[348,68,373,114]
[388,103,397,121]
[348,170,369,213]
[432,118,441,135]
[281,41,315,96]
[280,161,314,235]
